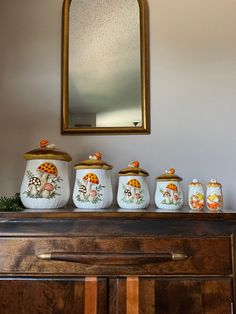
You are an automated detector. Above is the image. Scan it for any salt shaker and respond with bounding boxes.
[206,179,223,211]
[188,179,205,210]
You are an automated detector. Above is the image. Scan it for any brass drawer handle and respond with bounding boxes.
[37,252,188,265]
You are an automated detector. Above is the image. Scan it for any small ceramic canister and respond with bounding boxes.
[117,161,150,209]
[20,140,72,209]
[155,168,184,210]
[188,179,205,210]
[73,152,113,209]
[206,179,223,211]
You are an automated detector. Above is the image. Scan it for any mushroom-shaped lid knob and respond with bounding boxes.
[74,152,112,170]
[156,168,182,181]
[207,179,222,188]
[118,161,149,177]
[24,140,72,162]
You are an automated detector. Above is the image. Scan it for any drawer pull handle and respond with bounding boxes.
[37,252,188,265]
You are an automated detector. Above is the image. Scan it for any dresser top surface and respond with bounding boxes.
[0,206,236,220]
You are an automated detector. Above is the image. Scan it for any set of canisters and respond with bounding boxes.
[20,142,223,211]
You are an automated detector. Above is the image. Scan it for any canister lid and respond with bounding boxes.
[156,168,182,181]
[189,179,203,186]
[24,140,72,162]
[118,161,149,177]
[74,152,113,170]
[207,179,222,188]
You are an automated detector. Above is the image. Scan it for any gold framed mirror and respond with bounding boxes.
[61,0,150,134]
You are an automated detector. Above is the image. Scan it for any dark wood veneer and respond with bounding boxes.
[0,207,235,313]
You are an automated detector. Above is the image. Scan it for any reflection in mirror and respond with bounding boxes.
[62,0,150,134]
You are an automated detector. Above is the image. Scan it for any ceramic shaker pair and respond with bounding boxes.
[188,179,223,211]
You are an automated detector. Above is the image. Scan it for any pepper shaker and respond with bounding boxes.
[188,179,205,210]
[206,179,223,211]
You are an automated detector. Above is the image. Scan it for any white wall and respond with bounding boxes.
[1,0,236,208]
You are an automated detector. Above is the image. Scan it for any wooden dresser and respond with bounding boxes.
[0,207,235,314]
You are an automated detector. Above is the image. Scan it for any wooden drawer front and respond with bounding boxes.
[0,237,231,276]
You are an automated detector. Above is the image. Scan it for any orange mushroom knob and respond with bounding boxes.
[40,139,49,148]
[169,168,175,174]
[132,161,140,168]
[93,152,102,160]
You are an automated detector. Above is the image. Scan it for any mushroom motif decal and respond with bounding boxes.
[76,172,105,204]
[121,178,145,205]
[160,183,182,206]
[24,162,63,199]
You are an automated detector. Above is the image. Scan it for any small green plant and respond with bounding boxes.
[0,193,25,211]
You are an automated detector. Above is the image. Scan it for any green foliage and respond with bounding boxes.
[0,193,24,211]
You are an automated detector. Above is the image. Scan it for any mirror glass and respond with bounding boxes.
[62,0,150,134]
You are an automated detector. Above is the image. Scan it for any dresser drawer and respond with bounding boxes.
[0,237,231,276]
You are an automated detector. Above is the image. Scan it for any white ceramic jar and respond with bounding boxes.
[117,161,150,209]
[155,168,184,210]
[206,179,223,211]
[73,152,113,209]
[20,140,72,209]
[188,179,205,210]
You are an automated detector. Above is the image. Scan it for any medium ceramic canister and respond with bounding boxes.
[20,140,72,209]
[155,168,184,210]
[206,179,223,211]
[117,161,150,209]
[188,179,205,210]
[73,152,113,209]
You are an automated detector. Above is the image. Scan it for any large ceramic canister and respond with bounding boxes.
[206,179,223,211]
[117,161,150,209]
[155,168,184,210]
[73,152,113,209]
[20,140,72,209]
[188,179,205,210]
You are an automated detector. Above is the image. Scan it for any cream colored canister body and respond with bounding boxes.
[117,175,150,209]
[73,168,113,209]
[155,181,183,210]
[20,159,70,209]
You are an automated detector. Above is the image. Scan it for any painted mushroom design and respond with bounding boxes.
[28,177,41,196]
[36,162,58,197]
[82,173,100,198]
[166,183,179,204]
[42,182,55,198]
[126,179,141,199]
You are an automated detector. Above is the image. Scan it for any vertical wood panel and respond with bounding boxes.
[74,280,85,314]
[85,277,97,314]
[139,278,155,314]
[97,278,108,314]
[155,280,202,314]
[201,280,232,314]
[127,277,139,314]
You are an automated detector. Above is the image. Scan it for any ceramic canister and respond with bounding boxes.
[117,161,150,209]
[73,152,113,209]
[188,179,205,210]
[20,140,72,209]
[155,168,184,210]
[206,179,223,211]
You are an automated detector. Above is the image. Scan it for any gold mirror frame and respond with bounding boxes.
[61,0,150,135]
